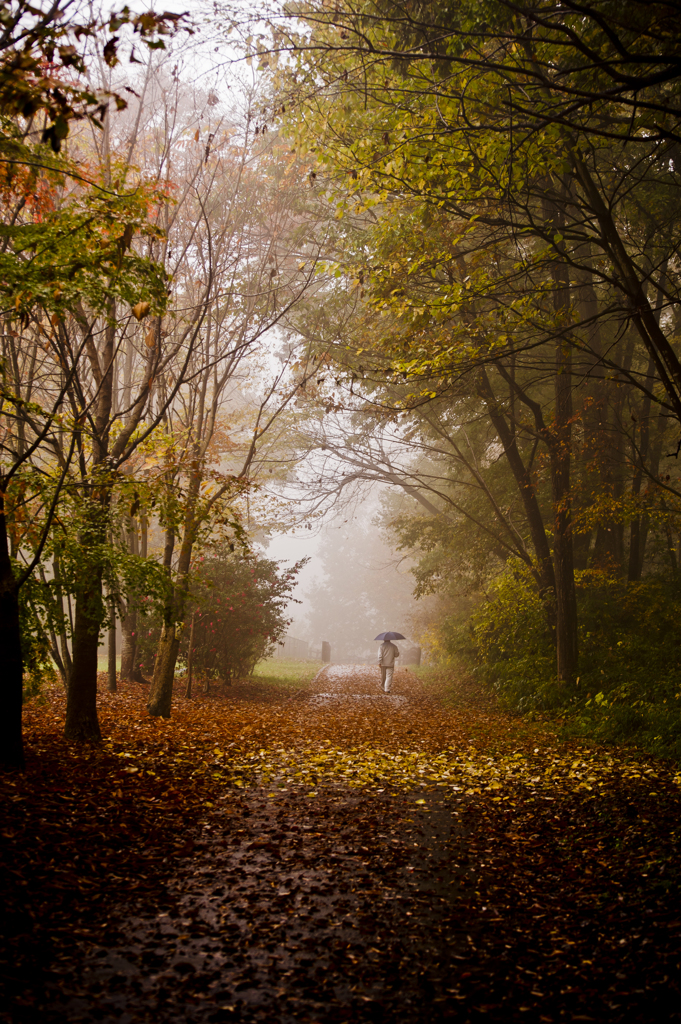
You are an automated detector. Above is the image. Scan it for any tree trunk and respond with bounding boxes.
[148,496,197,718]
[120,603,137,681]
[629,273,667,581]
[64,303,115,740]
[64,490,110,742]
[548,195,579,684]
[107,591,117,693]
[106,577,116,696]
[38,563,70,690]
[480,367,557,629]
[120,518,139,681]
[628,360,654,581]
[147,622,181,717]
[184,610,196,699]
[665,519,678,573]
[573,242,606,571]
[52,553,73,689]
[64,572,103,742]
[121,609,148,682]
[0,491,24,769]
[552,343,579,684]
[147,523,179,717]
[589,332,634,572]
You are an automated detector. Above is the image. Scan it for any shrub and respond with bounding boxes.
[133,550,305,685]
[461,562,681,757]
[183,549,306,684]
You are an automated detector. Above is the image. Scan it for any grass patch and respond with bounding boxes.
[251,658,324,689]
[407,664,435,677]
[407,662,497,710]
[406,665,442,689]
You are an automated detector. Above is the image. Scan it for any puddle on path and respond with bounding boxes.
[308,693,408,708]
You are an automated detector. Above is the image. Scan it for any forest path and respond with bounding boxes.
[2,667,680,1024]
[308,661,414,700]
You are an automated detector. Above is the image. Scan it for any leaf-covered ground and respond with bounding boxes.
[1,665,680,1023]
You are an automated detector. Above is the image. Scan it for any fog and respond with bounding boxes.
[265,502,421,664]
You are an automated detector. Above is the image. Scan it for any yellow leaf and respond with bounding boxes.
[132,301,151,321]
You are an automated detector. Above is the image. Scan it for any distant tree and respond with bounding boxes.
[303,518,417,660]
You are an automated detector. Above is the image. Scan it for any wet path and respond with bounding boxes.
[48,666,474,1023]
[305,662,409,707]
[7,666,680,1024]
[55,788,470,1023]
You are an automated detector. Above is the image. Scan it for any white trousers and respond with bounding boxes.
[381,666,394,692]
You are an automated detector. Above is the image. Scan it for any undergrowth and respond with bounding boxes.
[433,562,681,761]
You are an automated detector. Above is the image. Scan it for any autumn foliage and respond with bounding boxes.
[2,666,680,1021]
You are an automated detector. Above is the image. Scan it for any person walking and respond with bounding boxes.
[377,638,400,693]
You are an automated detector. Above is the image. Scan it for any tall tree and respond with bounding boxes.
[0,0,187,768]
[237,0,681,683]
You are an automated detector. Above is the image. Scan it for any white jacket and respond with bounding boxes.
[378,641,400,667]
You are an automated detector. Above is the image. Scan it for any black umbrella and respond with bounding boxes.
[374,631,406,641]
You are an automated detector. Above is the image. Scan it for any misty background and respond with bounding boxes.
[265,492,431,664]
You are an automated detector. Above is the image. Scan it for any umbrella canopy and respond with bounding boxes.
[374,631,406,642]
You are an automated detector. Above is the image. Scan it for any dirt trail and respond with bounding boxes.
[2,666,680,1023]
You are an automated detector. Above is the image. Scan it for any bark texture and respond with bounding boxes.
[107,594,117,693]
[147,623,181,717]
[0,495,24,769]
[64,574,103,742]
[120,604,137,681]
[548,195,579,684]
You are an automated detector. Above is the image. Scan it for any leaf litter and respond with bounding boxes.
[1,665,680,1022]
